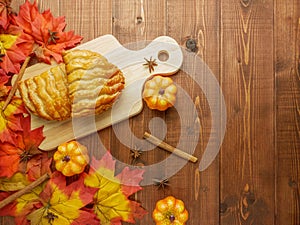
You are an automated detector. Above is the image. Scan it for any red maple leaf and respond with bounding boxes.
[14,0,83,64]
[0,0,13,29]
[0,115,45,178]
[0,24,33,74]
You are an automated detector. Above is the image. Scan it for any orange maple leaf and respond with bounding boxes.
[84,151,147,224]
[0,115,45,178]
[14,0,83,64]
[0,0,13,29]
[0,69,10,97]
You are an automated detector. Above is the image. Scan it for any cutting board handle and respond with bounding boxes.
[78,34,183,77]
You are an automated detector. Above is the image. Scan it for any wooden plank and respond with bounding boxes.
[111,1,170,225]
[275,0,300,224]
[59,0,112,43]
[220,0,275,224]
[166,0,220,224]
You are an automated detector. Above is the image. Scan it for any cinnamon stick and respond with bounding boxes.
[0,173,49,209]
[2,56,31,112]
[143,132,198,163]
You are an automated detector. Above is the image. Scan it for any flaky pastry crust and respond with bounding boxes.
[18,50,125,121]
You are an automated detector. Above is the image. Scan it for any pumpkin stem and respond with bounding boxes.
[62,155,71,162]
[169,214,176,222]
[159,88,165,95]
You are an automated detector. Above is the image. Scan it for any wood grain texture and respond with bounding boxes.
[275,0,300,224]
[111,1,170,225]
[1,0,300,224]
[220,0,275,224]
[166,0,220,224]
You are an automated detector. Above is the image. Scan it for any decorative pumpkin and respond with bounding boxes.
[142,75,177,111]
[152,196,189,225]
[53,141,90,177]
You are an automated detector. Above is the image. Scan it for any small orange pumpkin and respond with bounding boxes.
[152,196,189,225]
[142,75,177,111]
[53,141,90,177]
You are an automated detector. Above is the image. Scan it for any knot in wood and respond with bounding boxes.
[136,16,143,24]
[185,38,198,52]
[219,202,228,214]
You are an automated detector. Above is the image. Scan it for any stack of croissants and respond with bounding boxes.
[18,49,125,121]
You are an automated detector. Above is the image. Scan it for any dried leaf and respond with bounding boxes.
[84,152,147,224]
[14,0,83,64]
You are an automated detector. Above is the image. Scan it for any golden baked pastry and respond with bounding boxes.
[63,49,125,117]
[18,49,125,121]
[18,64,71,121]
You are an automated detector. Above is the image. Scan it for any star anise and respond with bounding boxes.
[19,151,34,163]
[153,178,169,190]
[48,30,59,44]
[130,146,142,165]
[143,56,158,73]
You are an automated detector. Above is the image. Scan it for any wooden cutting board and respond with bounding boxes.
[17,35,183,151]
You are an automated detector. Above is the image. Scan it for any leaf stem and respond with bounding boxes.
[2,56,31,112]
[0,173,49,209]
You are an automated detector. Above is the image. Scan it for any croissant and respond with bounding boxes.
[18,49,125,121]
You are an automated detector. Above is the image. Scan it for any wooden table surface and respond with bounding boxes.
[2,0,300,224]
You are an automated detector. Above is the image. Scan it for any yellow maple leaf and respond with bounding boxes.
[0,34,18,53]
[0,97,26,144]
[0,172,29,192]
[84,152,147,225]
[26,172,98,225]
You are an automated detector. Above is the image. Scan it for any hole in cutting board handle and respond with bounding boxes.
[158,50,169,62]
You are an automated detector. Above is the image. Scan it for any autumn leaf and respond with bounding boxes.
[14,0,83,64]
[15,180,45,219]
[0,114,45,178]
[0,32,24,74]
[0,24,32,74]
[0,172,29,191]
[0,96,26,144]
[0,173,44,220]
[26,171,98,225]
[26,152,52,182]
[19,114,45,154]
[0,0,13,29]
[0,191,15,217]
[0,69,10,97]
[84,152,147,225]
